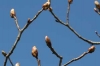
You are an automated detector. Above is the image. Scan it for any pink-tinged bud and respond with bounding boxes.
[88,46,95,53]
[15,62,20,66]
[32,46,38,59]
[68,0,73,4]
[10,8,16,18]
[2,50,7,57]
[94,1,100,9]
[45,36,52,47]
[94,8,98,13]
[42,2,50,10]
[94,1,99,6]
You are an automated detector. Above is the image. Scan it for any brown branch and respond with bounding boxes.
[37,59,41,66]
[8,58,14,66]
[2,51,14,66]
[49,47,63,66]
[49,10,100,45]
[63,52,89,66]
[3,8,43,66]
[14,16,20,31]
[95,31,100,38]
[66,3,70,24]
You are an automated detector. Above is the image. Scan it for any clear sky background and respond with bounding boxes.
[0,0,100,66]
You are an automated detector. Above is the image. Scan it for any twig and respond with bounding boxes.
[2,50,14,66]
[63,52,89,66]
[49,47,63,66]
[14,16,20,31]
[3,8,43,66]
[8,58,14,66]
[22,8,43,31]
[37,59,41,66]
[49,10,100,45]
[95,31,100,38]
[66,3,70,24]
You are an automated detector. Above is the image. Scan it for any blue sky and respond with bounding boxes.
[0,0,100,66]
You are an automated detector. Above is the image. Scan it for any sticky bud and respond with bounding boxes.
[2,50,7,57]
[94,1,100,9]
[42,2,50,10]
[10,8,16,18]
[94,1,99,6]
[45,36,52,47]
[68,0,73,4]
[88,46,95,53]
[32,46,38,59]
[15,62,20,66]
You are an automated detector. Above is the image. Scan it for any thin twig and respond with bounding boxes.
[63,52,89,66]
[49,47,63,66]
[22,8,43,31]
[49,10,100,45]
[37,59,41,66]
[3,8,43,66]
[8,58,14,66]
[14,16,20,31]
[66,3,70,24]
[95,31,100,38]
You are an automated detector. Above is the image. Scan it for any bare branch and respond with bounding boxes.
[66,3,70,24]
[3,8,43,66]
[22,8,43,31]
[49,10,100,45]
[8,58,14,66]
[63,52,89,66]
[63,45,95,66]
[14,16,20,31]
[37,59,41,66]
[95,31,100,38]
[49,47,63,66]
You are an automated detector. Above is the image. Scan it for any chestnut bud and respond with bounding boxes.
[68,0,73,4]
[15,62,20,66]
[10,8,16,18]
[45,36,52,48]
[2,50,7,57]
[42,2,50,10]
[94,1,100,9]
[32,46,38,59]
[88,46,95,53]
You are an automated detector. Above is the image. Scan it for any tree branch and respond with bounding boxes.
[49,47,63,66]
[14,16,20,31]
[37,59,41,66]
[66,3,70,24]
[3,8,43,66]
[63,52,89,66]
[49,10,100,45]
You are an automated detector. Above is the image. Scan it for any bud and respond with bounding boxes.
[27,18,31,23]
[88,46,95,53]
[42,2,50,10]
[94,1,100,9]
[15,62,20,66]
[94,8,98,13]
[45,36,52,47]
[2,50,7,57]
[10,8,16,18]
[32,46,38,59]
[68,0,73,4]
